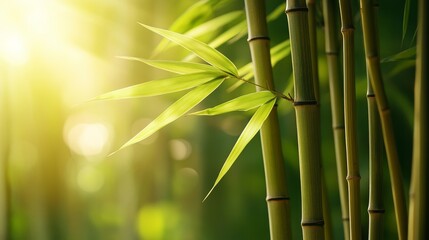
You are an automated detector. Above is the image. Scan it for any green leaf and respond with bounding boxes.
[118,57,221,74]
[267,3,286,22]
[113,79,224,154]
[402,0,411,44]
[381,47,416,63]
[93,72,223,100]
[152,0,214,56]
[209,21,247,48]
[191,91,276,115]
[140,24,239,77]
[186,11,244,39]
[203,98,276,201]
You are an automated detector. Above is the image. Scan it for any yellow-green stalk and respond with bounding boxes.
[244,1,292,239]
[367,73,384,239]
[306,0,332,238]
[366,1,384,239]
[322,0,350,238]
[285,0,325,238]
[407,0,428,238]
[359,0,408,239]
[338,0,361,239]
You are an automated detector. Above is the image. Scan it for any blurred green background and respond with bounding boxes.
[0,0,416,239]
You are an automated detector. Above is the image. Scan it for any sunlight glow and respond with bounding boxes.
[0,32,29,65]
[66,123,110,157]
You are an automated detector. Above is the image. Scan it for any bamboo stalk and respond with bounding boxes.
[367,72,384,239]
[285,0,325,239]
[244,1,292,239]
[407,0,428,238]
[366,1,384,239]
[359,0,408,239]
[338,0,361,239]
[306,0,332,238]
[322,0,350,239]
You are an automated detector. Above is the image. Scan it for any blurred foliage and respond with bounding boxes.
[0,0,416,239]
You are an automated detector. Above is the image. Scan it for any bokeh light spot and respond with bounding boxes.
[77,166,104,193]
[65,122,110,157]
[169,139,191,161]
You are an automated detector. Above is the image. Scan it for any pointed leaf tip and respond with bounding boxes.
[140,23,238,77]
[202,98,276,201]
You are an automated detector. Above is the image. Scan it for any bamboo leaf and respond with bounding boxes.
[203,98,276,201]
[113,79,224,154]
[191,91,275,115]
[402,0,411,44]
[381,47,416,62]
[152,0,214,56]
[209,21,247,48]
[186,11,244,39]
[267,3,286,22]
[93,72,223,100]
[141,24,239,77]
[118,57,222,74]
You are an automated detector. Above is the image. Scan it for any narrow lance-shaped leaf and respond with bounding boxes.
[152,0,214,56]
[118,57,222,74]
[185,11,244,39]
[93,72,223,101]
[402,0,411,44]
[381,46,416,62]
[112,79,224,155]
[141,24,239,77]
[203,98,276,201]
[191,91,275,115]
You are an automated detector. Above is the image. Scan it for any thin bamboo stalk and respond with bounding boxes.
[285,0,325,239]
[306,0,332,238]
[407,0,428,238]
[322,0,350,239]
[359,0,408,239]
[338,0,361,239]
[366,1,384,239]
[367,72,384,239]
[244,1,292,239]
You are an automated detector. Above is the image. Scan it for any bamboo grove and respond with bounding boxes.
[86,0,426,239]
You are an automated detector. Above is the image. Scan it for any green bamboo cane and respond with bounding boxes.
[407,0,428,238]
[244,1,292,239]
[306,0,332,238]
[338,0,361,239]
[322,0,350,239]
[367,72,384,240]
[285,0,325,239]
[359,0,408,239]
[366,1,384,239]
